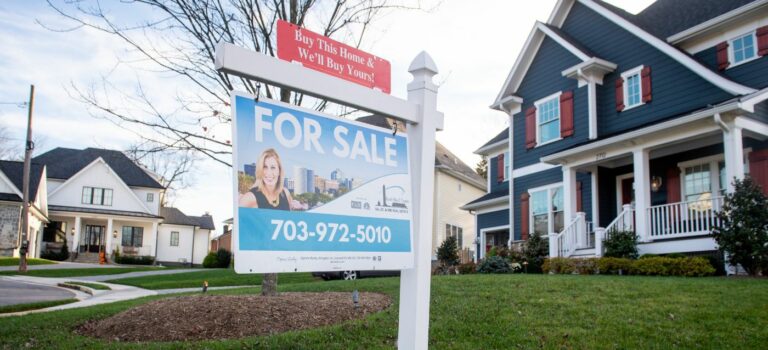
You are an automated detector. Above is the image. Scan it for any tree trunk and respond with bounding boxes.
[261,273,278,296]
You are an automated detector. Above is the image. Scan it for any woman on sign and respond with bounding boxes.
[239,148,294,210]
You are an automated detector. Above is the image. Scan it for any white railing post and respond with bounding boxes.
[548,233,559,258]
[576,212,586,248]
[594,227,605,257]
[621,204,632,231]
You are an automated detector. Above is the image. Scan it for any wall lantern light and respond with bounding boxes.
[113,230,118,238]
[70,228,75,236]
[651,176,663,192]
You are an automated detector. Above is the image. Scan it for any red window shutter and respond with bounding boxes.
[576,181,583,213]
[641,66,652,103]
[666,167,681,203]
[615,78,625,112]
[757,26,768,56]
[749,149,768,196]
[525,107,537,149]
[496,153,505,183]
[716,41,730,70]
[560,91,574,138]
[520,193,530,241]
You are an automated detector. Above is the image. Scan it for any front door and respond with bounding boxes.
[621,177,635,207]
[81,225,105,253]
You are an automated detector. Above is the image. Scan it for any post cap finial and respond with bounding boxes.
[408,51,438,75]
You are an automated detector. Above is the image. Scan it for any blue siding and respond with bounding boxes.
[694,46,768,89]
[748,101,768,124]
[477,210,509,231]
[512,37,587,169]
[561,3,734,138]
[577,172,593,223]
[512,167,562,240]
[489,155,508,193]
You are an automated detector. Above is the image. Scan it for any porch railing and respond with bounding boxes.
[551,212,587,258]
[605,204,635,238]
[647,196,723,239]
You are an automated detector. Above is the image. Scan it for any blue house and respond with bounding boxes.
[464,0,768,261]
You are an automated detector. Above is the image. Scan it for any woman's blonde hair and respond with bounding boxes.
[255,148,284,195]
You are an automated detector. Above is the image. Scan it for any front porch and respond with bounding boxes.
[44,207,162,263]
[544,113,768,258]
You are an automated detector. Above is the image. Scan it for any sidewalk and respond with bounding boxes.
[78,268,208,282]
[0,261,131,272]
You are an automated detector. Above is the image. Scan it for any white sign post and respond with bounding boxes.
[216,43,441,350]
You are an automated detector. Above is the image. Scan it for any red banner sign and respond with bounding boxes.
[277,20,391,94]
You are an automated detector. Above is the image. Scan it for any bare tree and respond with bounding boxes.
[43,0,432,296]
[125,141,198,206]
[0,126,19,161]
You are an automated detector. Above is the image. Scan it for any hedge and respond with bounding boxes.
[542,256,715,277]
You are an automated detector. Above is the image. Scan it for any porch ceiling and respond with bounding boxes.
[49,205,162,222]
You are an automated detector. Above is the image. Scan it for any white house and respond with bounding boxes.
[157,207,215,266]
[0,161,48,258]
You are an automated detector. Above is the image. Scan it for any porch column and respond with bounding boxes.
[151,222,159,259]
[548,233,559,258]
[72,216,81,253]
[723,124,745,193]
[105,218,114,257]
[562,165,578,223]
[590,167,600,228]
[632,149,651,242]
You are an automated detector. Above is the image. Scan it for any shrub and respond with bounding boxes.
[41,242,70,261]
[630,257,715,277]
[597,257,633,275]
[573,258,599,275]
[215,248,232,268]
[203,252,219,268]
[603,230,638,259]
[542,257,574,274]
[436,236,460,267]
[712,177,768,276]
[115,255,154,265]
[477,256,511,274]
[523,233,548,273]
[457,262,476,274]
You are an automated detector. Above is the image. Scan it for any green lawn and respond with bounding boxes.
[0,299,78,314]
[0,257,57,266]
[0,275,766,349]
[64,281,111,290]
[106,269,318,289]
[0,267,172,278]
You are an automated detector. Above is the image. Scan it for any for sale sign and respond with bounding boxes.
[277,20,391,94]
[231,92,413,273]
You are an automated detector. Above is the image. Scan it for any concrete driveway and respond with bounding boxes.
[0,278,76,306]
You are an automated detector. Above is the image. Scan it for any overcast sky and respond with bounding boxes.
[0,0,655,231]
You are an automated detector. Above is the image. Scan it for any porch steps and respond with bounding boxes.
[570,248,596,258]
[72,253,102,264]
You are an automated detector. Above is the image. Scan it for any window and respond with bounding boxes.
[730,32,757,65]
[536,94,560,145]
[679,154,750,211]
[170,231,179,247]
[684,163,711,203]
[621,66,644,109]
[503,151,510,180]
[122,226,144,247]
[445,224,464,248]
[147,193,154,202]
[529,184,564,236]
[81,187,113,206]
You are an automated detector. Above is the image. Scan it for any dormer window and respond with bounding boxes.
[535,92,561,145]
[730,32,757,66]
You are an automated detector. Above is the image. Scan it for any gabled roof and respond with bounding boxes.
[160,207,199,227]
[190,214,216,230]
[630,0,761,40]
[0,160,45,202]
[475,128,509,155]
[34,148,163,189]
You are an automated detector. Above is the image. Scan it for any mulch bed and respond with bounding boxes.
[77,292,391,342]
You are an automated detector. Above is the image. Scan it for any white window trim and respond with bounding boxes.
[170,231,180,247]
[615,173,634,214]
[534,91,562,147]
[728,31,759,68]
[527,182,564,236]
[621,65,645,111]
[503,151,510,181]
[677,149,751,199]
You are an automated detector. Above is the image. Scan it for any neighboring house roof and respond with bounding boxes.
[461,187,509,210]
[160,207,199,226]
[356,115,486,189]
[190,214,216,230]
[0,160,45,202]
[476,128,509,154]
[34,148,164,189]
[48,205,163,219]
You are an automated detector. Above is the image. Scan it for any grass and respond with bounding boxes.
[0,274,766,349]
[0,267,172,278]
[64,281,111,290]
[0,257,57,266]
[107,269,318,289]
[0,299,78,314]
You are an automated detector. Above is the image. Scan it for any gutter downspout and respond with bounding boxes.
[714,113,729,132]
[499,103,515,250]
[190,226,197,268]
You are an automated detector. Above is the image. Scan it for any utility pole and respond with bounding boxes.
[18,85,35,273]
